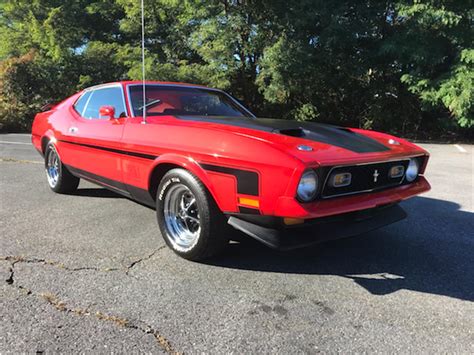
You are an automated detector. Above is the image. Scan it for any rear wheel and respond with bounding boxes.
[44,142,80,193]
[156,168,229,261]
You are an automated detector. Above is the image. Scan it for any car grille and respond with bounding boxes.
[321,159,410,198]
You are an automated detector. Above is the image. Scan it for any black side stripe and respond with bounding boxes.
[201,163,259,196]
[60,140,260,196]
[59,140,157,160]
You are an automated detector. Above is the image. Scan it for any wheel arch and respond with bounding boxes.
[147,154,221,209]
[41,136,50,154]
[40,130,58,153]
[40,132,64,165]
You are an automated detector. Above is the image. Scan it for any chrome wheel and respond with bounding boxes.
[163,184,201,252]
[46,147,60,188]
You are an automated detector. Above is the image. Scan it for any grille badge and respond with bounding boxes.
[373,169,379,183]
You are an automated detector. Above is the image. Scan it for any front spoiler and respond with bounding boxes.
[227,204,407,250]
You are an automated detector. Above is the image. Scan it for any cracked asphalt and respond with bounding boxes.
[1,134,473,353]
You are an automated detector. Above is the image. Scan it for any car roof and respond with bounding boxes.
[85,80,210,91]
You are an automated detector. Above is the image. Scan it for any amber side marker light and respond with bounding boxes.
[284,218,305,225]
[238,197,260,208]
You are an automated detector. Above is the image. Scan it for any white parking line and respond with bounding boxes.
[2,133,31,136]
[454,144,467,153]
[0,140,31,145]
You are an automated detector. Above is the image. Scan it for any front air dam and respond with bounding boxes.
[228,203,407,250]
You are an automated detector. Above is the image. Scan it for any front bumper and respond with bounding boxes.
[228,203,407,250]
[273,176,430,218]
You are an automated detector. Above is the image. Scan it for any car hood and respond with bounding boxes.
[175,115,424,164]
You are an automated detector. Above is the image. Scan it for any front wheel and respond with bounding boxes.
[44,142,80,193]
[156,168,229,261]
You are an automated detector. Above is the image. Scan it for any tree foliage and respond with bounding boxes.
[0,0,472,137]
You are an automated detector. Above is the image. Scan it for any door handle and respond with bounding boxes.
[69,127,78,133]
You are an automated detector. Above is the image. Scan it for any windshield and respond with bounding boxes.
[128,85,253,118]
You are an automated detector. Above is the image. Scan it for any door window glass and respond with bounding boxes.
[73,91,92,116]
[82,87,127,119]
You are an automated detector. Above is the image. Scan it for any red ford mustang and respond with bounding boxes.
[32,81,431,260]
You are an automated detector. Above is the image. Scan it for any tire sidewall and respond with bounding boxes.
[156,169,211,258]
[45,143,63,192]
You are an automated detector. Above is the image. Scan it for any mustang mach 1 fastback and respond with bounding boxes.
[32,81,431,260]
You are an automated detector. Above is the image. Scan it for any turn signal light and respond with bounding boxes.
[238,197,260,208]
[389,165,405,178]
[330,172,352,187]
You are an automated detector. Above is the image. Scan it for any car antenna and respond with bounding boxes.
[140,0,147,124]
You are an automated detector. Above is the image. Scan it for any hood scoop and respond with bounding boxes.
[337,127,356,134]
[274,123,390,153]
[276,128,306,138]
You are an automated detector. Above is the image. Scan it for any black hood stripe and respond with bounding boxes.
[177,116,390,153]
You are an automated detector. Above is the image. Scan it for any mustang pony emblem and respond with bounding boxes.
[373,169,380,183]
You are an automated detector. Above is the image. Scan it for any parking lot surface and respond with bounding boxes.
[1,134,473,353]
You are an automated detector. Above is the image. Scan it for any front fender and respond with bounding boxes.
[147,154,237,212]
[149,154,214,190]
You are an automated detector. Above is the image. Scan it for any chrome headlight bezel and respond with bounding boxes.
[296,170,319,202]
[405,158,420,182]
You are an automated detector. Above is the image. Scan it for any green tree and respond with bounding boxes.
[0,0,472,137]
[0,0,125,130]
[393,1,473,127]
[0,51,74,131]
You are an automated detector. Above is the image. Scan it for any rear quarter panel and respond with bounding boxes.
[31,93,82,158]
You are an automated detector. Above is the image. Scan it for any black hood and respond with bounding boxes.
[177,116,390,153]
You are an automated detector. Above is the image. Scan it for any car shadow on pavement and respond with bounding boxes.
[71,187,160,211]
[208,196,474,302]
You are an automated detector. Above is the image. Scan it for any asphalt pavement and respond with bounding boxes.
[1,134,473,353]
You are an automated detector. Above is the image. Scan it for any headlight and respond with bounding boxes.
[405,159,419,182]
[297,170,318,202]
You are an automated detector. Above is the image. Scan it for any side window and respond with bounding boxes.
[73,91,92,116]
[82,87,127,119]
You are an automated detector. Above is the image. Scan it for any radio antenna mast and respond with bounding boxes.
[140,0,147,124]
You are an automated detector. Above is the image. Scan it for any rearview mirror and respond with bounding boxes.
[99,105,115,119]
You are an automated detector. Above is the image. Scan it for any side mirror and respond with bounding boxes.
[99,105,115,119]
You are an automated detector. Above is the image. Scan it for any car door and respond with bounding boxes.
[60,84,128,192]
